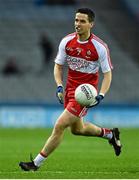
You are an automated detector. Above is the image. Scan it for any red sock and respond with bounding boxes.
[40,151,47,158]
[100,128,112,139]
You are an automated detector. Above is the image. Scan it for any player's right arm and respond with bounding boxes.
[54,63,64,104]
[54,34,75,103]
[54,36,68,85]
[54,37,67,104]
[54,63,63,87]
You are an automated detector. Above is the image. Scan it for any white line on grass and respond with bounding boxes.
[0,170,132,174]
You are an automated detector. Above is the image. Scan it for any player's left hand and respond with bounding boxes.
[56,85,64,104]
[89,94,104,107]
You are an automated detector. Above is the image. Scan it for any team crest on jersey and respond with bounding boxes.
[86,50,91,58]
[87,50,91,56]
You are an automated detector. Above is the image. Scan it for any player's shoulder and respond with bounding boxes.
[59,32,76,47]
[62,32,76,41]
[92,34,108,49]
[64,32,76,38]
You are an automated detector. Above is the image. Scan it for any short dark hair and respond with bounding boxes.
[76,8,95,22]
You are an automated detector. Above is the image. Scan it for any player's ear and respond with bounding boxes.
[90,22,94,28]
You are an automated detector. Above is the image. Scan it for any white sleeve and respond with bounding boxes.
[55,38,67,65]
[99,44,113,73]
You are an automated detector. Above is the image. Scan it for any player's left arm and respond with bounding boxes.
[90,71,112,107]
[92,43,113,106]
[99,70,112,96]
[99,42,113,97]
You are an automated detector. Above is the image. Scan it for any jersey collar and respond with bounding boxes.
[76,33,93,44]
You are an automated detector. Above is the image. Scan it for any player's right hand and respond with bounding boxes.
[56,85,64,104]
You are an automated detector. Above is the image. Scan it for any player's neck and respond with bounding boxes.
[77,32,91,41]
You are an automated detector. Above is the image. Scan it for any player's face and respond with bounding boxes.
[75,13,93,37]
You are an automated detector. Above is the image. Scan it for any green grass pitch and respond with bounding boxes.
[0,127,139,179]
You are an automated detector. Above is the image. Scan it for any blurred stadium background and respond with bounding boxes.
[0,0,139,128]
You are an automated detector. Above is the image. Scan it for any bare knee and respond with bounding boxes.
[53,122,67,135]
[71,128,83,135]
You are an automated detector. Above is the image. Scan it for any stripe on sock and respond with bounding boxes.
[40,151,47,158]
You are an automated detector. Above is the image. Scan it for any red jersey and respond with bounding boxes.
[55,33,113,91]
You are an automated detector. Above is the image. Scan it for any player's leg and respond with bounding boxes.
[70,118,103,136]
[67,99,122,156]
[40,109,79,156]
[67,101,111,137]
[19,109,79,171]
[70,119,122,156]
[70,118,112,137]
